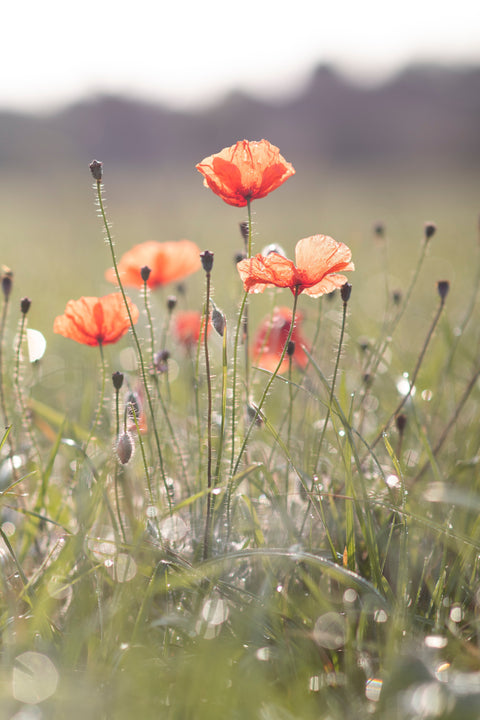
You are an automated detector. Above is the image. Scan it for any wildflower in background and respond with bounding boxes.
[253,307,309,372]
[196,139,295,207]
[173,310,210,349]
[105,240,201,289]
[53,293,139,346]
[237,234,354,297]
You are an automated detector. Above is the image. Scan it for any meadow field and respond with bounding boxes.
[1,147,480,719]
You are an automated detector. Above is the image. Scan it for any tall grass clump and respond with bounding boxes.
[0,139,480,719]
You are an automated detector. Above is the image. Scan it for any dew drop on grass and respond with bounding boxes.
[425,635,448,649]
[114,553,137,583]
[343,588,358,604]
[421,389,433,401]
[201,598,229,626]
[13,651,59,704]
[449,604,463,623]
[309,675,321,691]
[386,474,401,489]
[256,647,271,661]
[26,328,47,363]
[313,612,346,649]
[373,609,388,623]
[160,516,188,545]
[365,678,382,702]
[1,521,15,537]
[396,373,416,397]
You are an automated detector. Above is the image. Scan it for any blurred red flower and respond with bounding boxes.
[254,307,309,373]
[53,293,139,346]
[196,139,295,207]
[173,310,210,349]
[105,240,201,289]
[237,234,354,296]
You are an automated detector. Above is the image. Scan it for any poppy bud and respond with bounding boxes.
[363,373,373,388]
[154,349,170,373]
[211,305,226,337]
[286,340,295,357]
[247,403,263,426]
[437,280,449,302]
[424,222,436,241]
[140,266,151,283]
[125,391,141,421]
[239,221,249,243]
[200,250,214,273]
[20,297,31,315]
[112,371,124,390]
[89,159,103,181]
[234,251,247,265]
[116,432,134,465]
[373,222,385,239]
[341,282,352,303]
[167,295,177,312]
[2,269,13,300]
[395,413,407,435]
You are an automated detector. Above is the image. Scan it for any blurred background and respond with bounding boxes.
[1,0,480,360]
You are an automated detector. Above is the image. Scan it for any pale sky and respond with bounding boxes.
[3,0,480,113]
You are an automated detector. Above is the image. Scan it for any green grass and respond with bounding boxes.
[0,160,480,718]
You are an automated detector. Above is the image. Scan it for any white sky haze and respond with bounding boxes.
[3,0,480,113]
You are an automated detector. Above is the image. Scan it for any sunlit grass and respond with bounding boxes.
[0,156,479,718]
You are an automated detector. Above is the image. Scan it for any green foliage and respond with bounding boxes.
[0,159,480,719]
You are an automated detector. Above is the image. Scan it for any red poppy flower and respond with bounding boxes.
[254,307,309,373]
[105,240,201,289]
[53,293,139,346]
[196,139,295,207]
[173,310,210,349]
[237,234,354,296]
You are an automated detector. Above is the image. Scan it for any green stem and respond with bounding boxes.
[202,272,213,561]
[232,288,300,477]
[94,178,171,511]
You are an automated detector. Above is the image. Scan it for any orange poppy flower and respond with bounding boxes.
[173,310,210,349]
[53,293,139,346]
[105,240,201,289]
[237,234,354,296]
[196,139,295,207]
[254,307,309,373]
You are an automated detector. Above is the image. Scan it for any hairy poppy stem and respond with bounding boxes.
[244,199,253,401]
[229,290,249,475]
[360,233,430,408]
[0,278,17,477]
[83,342,107,455]
[14,308,43,473]
[93,174,171,511]
[202,264,213,561]
[142,281,189,491]
[370,289,447,451]
[232,288,300,477]
[299,291,350,539]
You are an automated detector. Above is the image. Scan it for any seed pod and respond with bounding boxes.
[116,432,134,465]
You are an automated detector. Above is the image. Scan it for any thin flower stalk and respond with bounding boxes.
[142,279,189,490]
[92,169,171,510]
[370,288,448,451]
[13,308,43,472]
[359,231,430,406]
[83,342,107,456]
[232,288,300,477]
[299,291,350,537]
[202,259,214,561]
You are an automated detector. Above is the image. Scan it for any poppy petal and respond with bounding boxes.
[237,253,297,293]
